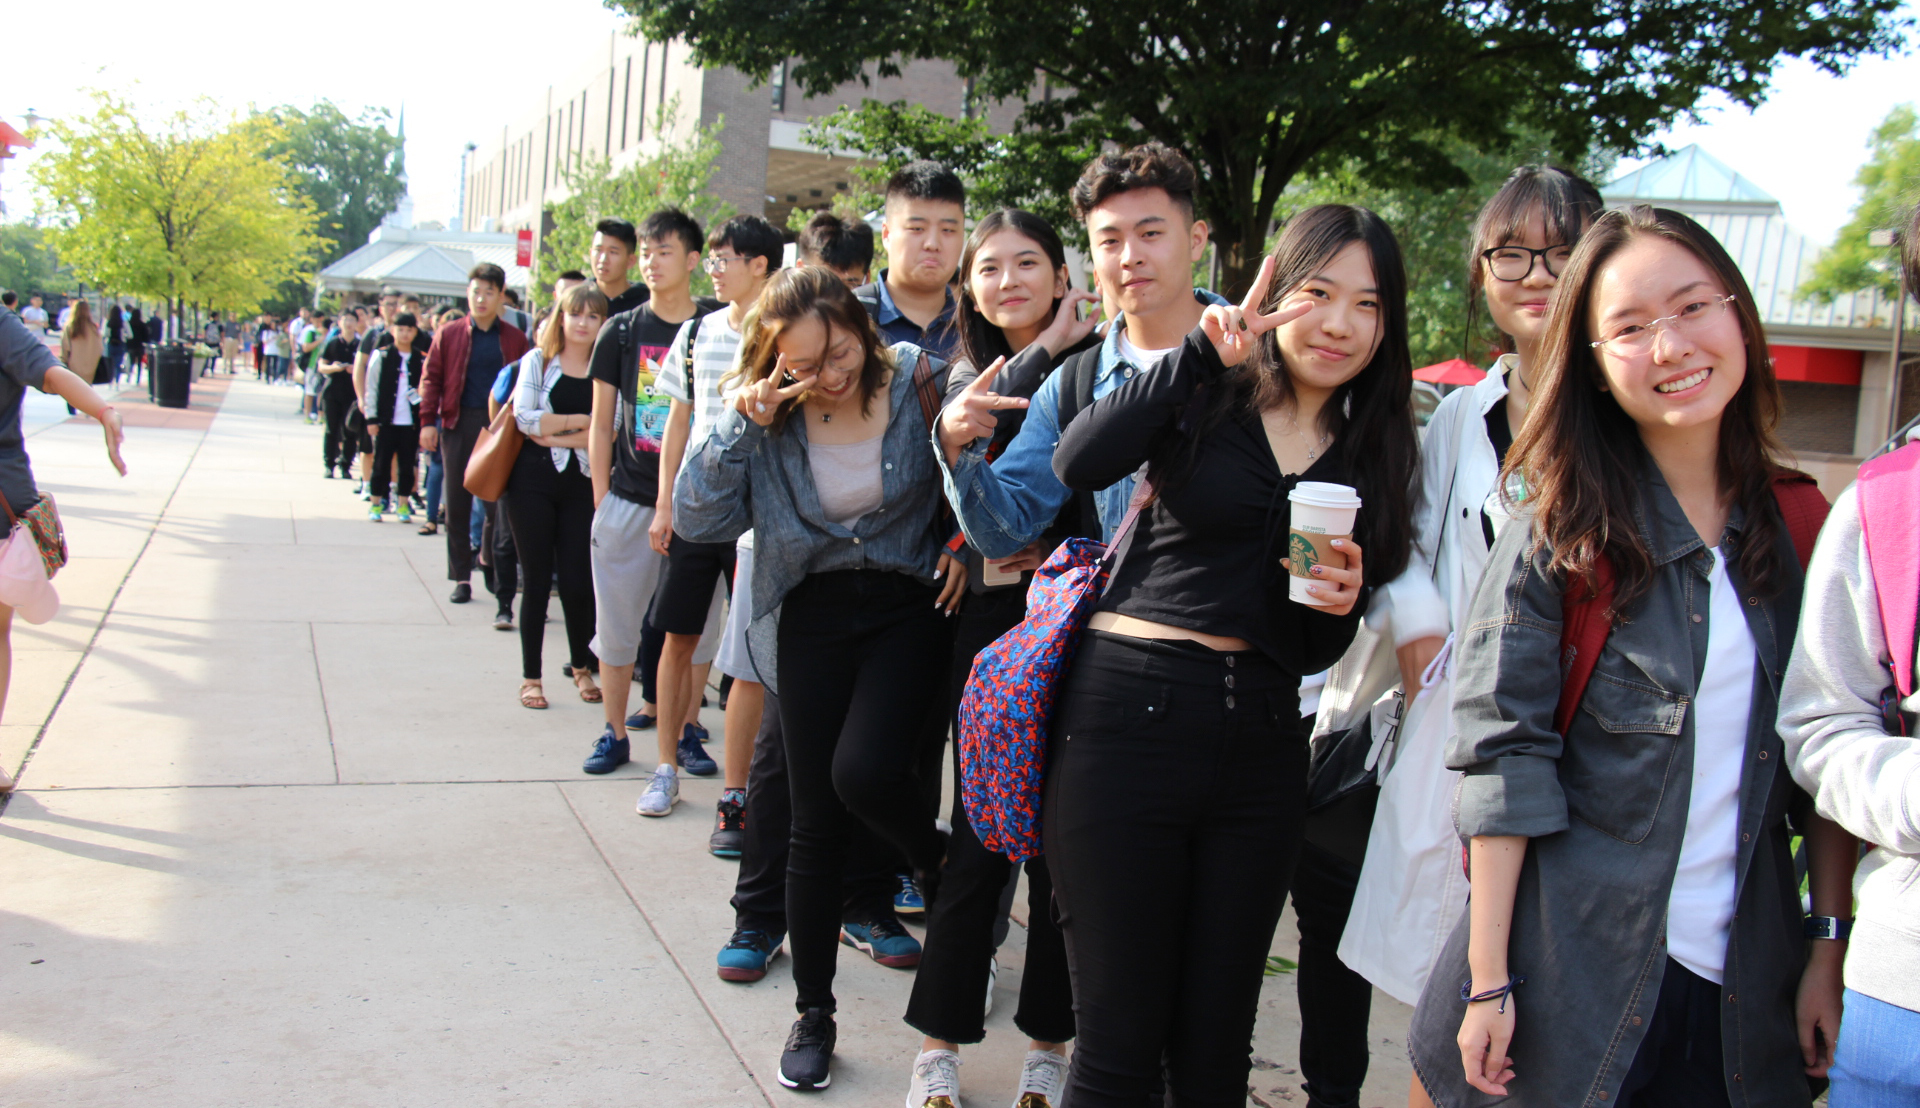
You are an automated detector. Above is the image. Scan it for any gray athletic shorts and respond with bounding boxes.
[713,537,760,682]
[588,494,666,665]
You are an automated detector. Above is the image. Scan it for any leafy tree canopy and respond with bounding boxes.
[263,101,407,266]
[31,92,322,330]
[1802,103,1919,303]
[613,0,1910,297]
[534,98,728,308]
[0,222,64,297]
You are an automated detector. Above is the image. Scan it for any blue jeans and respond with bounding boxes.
[425,449,444,525]
[1830,988,1920,1107]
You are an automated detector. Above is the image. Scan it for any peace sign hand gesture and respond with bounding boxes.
[937,356,1030,462]
[1200,253,1314,368]
[735,354,816,427]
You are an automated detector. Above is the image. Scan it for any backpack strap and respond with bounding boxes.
[1771,469,1831,573]
[911,349,945,431]
[1858,443,1920,698]
[1055,347,1101,429]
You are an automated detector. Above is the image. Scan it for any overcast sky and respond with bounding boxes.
[1,1,1913,248]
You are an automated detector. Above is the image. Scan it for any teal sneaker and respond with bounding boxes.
[839,916,921,968]
[716,926,784,982]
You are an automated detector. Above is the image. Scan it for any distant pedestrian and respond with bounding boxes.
[58,301,103,415]
[19,295,48,333]
[201,314,223,377]
[126,309,147,384]
[104,304,126,383]
[363,312,424,525]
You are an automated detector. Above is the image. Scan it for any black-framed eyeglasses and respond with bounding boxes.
[1481,244,1575,282]
[703,254,744,274]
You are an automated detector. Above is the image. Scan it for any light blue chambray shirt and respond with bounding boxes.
[936,289,1229,557]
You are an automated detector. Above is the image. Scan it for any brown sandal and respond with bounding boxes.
[575,671,603,703]
[519,681,548,710]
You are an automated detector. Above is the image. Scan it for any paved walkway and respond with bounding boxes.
[0,376,1414,1107]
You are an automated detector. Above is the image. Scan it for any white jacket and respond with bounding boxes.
[511,349,592,477]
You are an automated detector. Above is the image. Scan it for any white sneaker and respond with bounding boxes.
[1013,1049,1067,1108]
[984,956,999,1018]
[906,1049,961,1108]
[636,765,679,817]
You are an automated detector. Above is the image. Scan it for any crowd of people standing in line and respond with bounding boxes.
[267,143,1919,1108]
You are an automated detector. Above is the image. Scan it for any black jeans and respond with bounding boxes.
[778,569,952,1015]
[1618,958,1733,1108]
[1045,630,1308,1107]
[731,689,900,933]
[437,405,489,582]
[369,423,418,505]
[321,383,357,472]
[505,449,595,680]
[1291,843,1373,1108]
[481,495,518,614]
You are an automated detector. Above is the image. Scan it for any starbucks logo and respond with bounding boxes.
[1289,533,1318,572]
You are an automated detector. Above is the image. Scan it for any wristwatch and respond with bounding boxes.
[1804,915,1853,941]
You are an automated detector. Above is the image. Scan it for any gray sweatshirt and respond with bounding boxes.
[1779,483,1920,1013]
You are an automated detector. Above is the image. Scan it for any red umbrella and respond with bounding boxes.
[1413,358,1485,386]
[0,121,31,151]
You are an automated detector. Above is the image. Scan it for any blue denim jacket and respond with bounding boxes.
[936,290,1228,557]
[673,341,950,692]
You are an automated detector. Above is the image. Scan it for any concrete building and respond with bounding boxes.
[314,226,532,303]
[1602,145,1917,492]
[461,32,1020,247]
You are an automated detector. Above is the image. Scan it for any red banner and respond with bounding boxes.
[515,229,532,267]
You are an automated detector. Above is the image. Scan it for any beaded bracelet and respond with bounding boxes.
[1460,973,1526,1014]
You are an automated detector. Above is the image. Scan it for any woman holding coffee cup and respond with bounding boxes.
[1040,204,1419,1104]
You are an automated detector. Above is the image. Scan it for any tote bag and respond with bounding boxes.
[462,401,523,501]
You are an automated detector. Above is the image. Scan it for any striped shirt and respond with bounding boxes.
[659,310,743,447]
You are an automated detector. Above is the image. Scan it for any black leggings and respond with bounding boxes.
[1044,630,1308,1107]
[370,423,418,504]
[777,569,951,1015]
[505,449,595,680]
[1291,843,1374,1108]
[322,384,357,471]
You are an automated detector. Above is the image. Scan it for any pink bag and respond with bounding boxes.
[1857,443,1920,716]
[0,519,58,624]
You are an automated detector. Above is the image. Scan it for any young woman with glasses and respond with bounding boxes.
[1408,205,1853,1108]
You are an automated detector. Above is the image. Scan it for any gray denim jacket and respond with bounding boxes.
[1409,463,1813,1108]
[673,342,951,693]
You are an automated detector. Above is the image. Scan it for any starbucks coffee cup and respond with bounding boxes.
[1286,482,1362,606]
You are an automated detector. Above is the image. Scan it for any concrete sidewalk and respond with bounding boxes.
[0,377,1415,1107]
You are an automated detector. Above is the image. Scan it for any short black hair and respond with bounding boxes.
[710,215,784,272]
[639,208,703,254]
[595,218,638,252]
[557,269,589,282]
[468,263,507,290]
[797,213,875,272]
[503,289,523,307]
[379,287,402,300]
[392,311,419,329]
[1070,142,1197,224]
[885,160,966,210]
[0,290,15,308]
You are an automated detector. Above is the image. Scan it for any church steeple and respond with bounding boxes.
[383,104,415,230]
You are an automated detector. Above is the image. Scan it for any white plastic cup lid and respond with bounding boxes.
[1288,481,1362,509]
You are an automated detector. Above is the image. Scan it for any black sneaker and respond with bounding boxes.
[710,791,745,858]
[777,1008,835,1090]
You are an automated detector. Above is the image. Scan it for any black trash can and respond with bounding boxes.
[153,343,192,409]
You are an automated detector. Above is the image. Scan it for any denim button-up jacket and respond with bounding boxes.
[673,342,951,693]
[1409,462,1814,1108]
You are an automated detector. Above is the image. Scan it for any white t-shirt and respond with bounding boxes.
[1666,547,1752,985]
[1115,328,1179,374]
[20,305,48,328]
[390,354,415,426]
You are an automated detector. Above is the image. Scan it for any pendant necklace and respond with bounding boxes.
[820,412,832,423]
[1280,413,1330,460]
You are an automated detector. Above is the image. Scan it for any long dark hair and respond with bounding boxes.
[1508,205,1790,612]
[1167,204,1418,584]
[729,266,894,434]
[1465,165,1604,359]
[953,209,1069,373]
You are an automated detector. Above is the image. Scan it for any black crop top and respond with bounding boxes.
[549,371,593,417]
[1053,328,1365,675]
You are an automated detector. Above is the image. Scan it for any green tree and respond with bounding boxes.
[0,222,64,297]
[263,101,406,265]
[614,0,1908,298]
[31,92,322,333]
[1802,104,1920,303]
[533,98,728,308]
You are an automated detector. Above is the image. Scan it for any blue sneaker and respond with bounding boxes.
[839,916,922,968]
[893,874,926,917]
[687,720,710,744]
[582,725,629,775]
[717,927,784,982]
[677,724,718,776]
[625,709,656,730]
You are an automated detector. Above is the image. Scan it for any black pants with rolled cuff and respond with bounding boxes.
[1044,630,1308,1107]
[777,569,952,1015]
[505,448,595,680]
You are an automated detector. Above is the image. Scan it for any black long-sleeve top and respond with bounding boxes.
[1053,327,1365,676]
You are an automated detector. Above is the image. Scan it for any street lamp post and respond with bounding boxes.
[1871,228,1907,443]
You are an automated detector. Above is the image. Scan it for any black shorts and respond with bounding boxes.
[650,534,734,635]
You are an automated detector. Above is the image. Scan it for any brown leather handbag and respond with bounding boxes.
[462,402,523,501]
